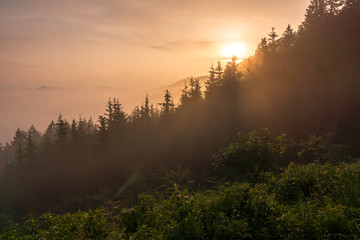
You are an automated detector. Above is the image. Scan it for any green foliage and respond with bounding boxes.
[276,162,334,202]
[274,161,360,207]
[0,212,15,234]
[0,209,120,240]
[213,128,288,182]
[152,166,195,197]
[4,160,360,239]
[297,132,352,164]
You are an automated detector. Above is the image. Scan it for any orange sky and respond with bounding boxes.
[0,0,310,144]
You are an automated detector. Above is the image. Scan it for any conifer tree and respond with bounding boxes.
[258,37,268,50]
[223,56,238,82]
[205,61,223,101]
[42,121,56,156]
[71,119,78,144]
[11,128,27,166]
[180,80,190,107]
[223,56,242,102]
[130,106,141,124]
[55,114,69,145]
[205,64,217,100]
[87,117,96,137]
[104,98,113,124]
[97,116,107,135]
[302,0,328,29]
[102,98,127,134]
[150,104,158,119]
[282,24,296,48]
[189,77,202,103]
[111,98,127,128]
[159,89,174,116]
[77,117,87,140]
[96,116,108,149]
[26,125,40,160]
[268,27,278,44]
[256,37,268,58]
[215,60,223,82]
[15,143,26,166]
[44,121,56,141]
[140,95,151,120]
[12,128,27,149]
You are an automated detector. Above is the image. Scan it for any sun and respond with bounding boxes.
[221,42,247,59]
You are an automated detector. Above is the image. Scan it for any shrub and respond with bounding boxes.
[213,128,288,183]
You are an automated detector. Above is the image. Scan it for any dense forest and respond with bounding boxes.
[1,0,360,238]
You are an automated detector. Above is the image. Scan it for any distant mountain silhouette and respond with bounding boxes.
[145,76,208,105]
[36,86,70,91]
[96,85,114,91]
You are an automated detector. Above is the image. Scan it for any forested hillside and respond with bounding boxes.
[1,1,360,238]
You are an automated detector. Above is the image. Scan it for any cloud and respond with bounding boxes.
[150,41,214,51]
[96,85,114,91]
[0,60,42,68]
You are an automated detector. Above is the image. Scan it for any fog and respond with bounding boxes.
[0,87,139,144]
[0,76,209,144]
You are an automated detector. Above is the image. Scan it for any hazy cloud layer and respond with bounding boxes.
[149,41,215,51]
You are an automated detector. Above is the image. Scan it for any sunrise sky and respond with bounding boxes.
[0,0,309,144]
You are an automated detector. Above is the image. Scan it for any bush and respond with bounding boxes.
[213,128,288,183]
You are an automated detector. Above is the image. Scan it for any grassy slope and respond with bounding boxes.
[2,160,360,239]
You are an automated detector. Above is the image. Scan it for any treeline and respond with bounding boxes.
[240,0,360,143]
[0,0,359,221]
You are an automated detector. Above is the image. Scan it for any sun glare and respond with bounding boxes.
[221,42,247,58]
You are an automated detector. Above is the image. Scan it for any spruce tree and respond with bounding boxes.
[130,106,141,124]
[256,37,268,58]
[205,64,217,100]
[215,60,223,82]
[302,0,328,29]
[268,27,278,44]
[189,77,202,103]
[12,128,27,166]
[77,117,87,140]
[180,80,190,107]
[96,116,108,149]
[140,95,151,120]
[282,24,296,48]
[26,125,40,160]
[159,89,174,116]
[111,98,127,128]
[55,114,69,147]
[104,98,113,125]
[44,121,56,141]
[150,104,158,119]
[223,56,238,82]
[71,119,78,145]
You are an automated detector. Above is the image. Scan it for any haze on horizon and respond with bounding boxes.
[0,0,309,144]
